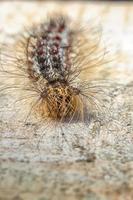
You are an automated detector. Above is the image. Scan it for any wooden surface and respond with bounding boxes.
[0,1,133,200]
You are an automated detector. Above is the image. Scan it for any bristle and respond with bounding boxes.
[0,15,111,124]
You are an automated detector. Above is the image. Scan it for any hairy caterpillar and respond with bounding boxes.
[0,15,112,128]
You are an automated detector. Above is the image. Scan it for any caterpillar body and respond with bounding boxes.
[0,15,110,125]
